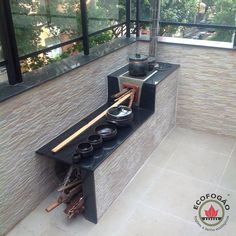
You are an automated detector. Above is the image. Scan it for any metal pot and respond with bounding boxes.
[128,53,148,76]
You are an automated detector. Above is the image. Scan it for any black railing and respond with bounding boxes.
[18,22,127,61]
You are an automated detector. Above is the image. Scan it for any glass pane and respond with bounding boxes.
[160,0,236,26]
[20,40,83,74]
[87,0,126,34]
[10,0,82,57]
[0,66,8,84]
[160,0,196,23]
[160,25,234,43]
[0,41,4,62]
[131,0,136,20]
[140,0,151,21]
[89,27,130,58]
[89,24,126,48]
[207,1,236,26]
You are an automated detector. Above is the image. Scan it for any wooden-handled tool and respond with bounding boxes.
[51,91,133,153]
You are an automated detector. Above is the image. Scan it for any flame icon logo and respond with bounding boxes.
[204,205,219,217]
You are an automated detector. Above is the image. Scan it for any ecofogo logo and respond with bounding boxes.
[193,193,230,231]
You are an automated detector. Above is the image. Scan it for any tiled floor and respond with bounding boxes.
[7,127,236,236]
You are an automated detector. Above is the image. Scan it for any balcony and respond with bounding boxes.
[1,1,236,236]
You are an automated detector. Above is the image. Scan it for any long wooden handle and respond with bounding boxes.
[51,92,132,153]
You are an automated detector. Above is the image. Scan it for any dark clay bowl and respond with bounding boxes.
[88,134,103,149]
[107,106,133,121]
[95,123,117,141]
[77,142,93,158]
[108,118,133,127]
[106,105,133,126]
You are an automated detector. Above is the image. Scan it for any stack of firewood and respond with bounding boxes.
[46,164,84,219]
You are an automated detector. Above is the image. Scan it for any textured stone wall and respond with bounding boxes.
[138,42,236,137]
[0,44,137,236]
[94,70,178,219]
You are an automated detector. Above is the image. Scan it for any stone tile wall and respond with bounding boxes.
[138,42,236,137]
[0,44,137,236]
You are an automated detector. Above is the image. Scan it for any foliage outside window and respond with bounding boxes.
[139,0,236,43]
[9,0,127,74]
[87,0,126,33]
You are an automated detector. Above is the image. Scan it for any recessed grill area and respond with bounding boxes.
[36,62,179,223]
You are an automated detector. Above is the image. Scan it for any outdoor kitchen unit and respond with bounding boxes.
[36,61,179,223]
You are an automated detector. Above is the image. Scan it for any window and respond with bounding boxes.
[0,32,8,84]
[87,0,126,33]
[0,0,131,91]
[1,0,235,98]
[11,0,83,56]
[9,0,84,75]
[136,0,236,47]
[0,40,4,62]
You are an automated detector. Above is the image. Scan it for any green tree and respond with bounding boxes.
[11,0,43,55]
[209,0,236,42]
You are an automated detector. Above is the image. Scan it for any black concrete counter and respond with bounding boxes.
[36,104,153,171]
[36,62,179,171]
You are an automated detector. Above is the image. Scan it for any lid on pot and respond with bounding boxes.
[129,53,148,61]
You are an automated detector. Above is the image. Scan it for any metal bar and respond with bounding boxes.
[19,36,83,60]
[126,0,131,38]
[11,12,119,22]
[19,22,126,60]
[136,0,140,37]
[0,0,22,85]
[45,0,52,26]
[131,19,236,30]
[149,0,161,57]
[80,0,89,55]
[88,22,127,37]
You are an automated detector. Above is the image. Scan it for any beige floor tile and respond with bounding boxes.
[48,209,96,236]
[180,128,236,155]
[164,126,189,144]
[165,144,229,184]
[7,225,36,236]
[142,170,216,222]
[88,197,138,236]
[7,127,236,236]
[147,139,179,168]
[117,203,201,236]
[121,162,162,201]
[220,148,236,191]
[40,227,74,236]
